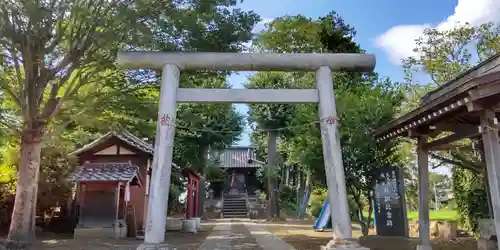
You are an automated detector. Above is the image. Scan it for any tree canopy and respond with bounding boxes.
[246,12,405,231]
[0,0,259,241]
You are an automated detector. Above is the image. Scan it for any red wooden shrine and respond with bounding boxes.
[181,168,200,219]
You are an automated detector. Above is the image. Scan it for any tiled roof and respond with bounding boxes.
[69,131,180,170]
[118,131,155,154]
[218,147,263,168]
[70,131,154,156]
[70,162,141,183]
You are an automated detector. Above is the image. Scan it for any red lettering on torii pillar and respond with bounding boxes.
[325,116,338,125]
[160,114,170,126]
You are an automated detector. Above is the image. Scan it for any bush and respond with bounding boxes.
[309,188,328,217]
[168,182,183,215]
[279,185,298,213]
[452,167,489,231]
[280,185,296,203]
[205,165,225,182]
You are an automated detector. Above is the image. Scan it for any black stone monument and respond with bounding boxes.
[373,165,408,237]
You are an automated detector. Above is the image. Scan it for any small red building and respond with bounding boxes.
[181,168,200,219]
[69,131,180,233]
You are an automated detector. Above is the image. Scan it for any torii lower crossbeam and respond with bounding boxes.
[117,52,375,250]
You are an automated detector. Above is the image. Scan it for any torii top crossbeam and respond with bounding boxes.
[117,52,376,72]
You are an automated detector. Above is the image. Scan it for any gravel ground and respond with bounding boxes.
[230,221,262,250]
[2,221,215,250]
[257,219,477,250]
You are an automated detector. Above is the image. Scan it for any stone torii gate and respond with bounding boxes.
[117,52,375,250]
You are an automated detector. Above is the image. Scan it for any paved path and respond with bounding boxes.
[198,219,296,250]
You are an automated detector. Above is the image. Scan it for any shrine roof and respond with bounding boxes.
[218,146,263,168]
[70,131,180,170]
[374,53,500,141]
[70,131,153,156]
[70,162,142,185]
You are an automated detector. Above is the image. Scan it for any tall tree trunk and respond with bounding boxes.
[305,173,311,195]
[362,196,373,236]
[285,166,290,186]
[292,165,297,186]
[267,171,274,219]
[267,131,280,219]
[297,171,305,204]
[197,148,208,219]
[8,127,44,242]
[279,166,284,189]
[297,173,311,219]
[273,178,280,218]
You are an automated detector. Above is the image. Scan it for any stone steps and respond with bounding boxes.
[222,197,248,219]
[223,203,247,207]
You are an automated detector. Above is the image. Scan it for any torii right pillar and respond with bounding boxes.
[316,66,369,250]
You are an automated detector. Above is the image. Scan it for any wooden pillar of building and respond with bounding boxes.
[78,183,85,227]
[476,139,495,218]
[417,135,431,250]
[480,109,500,242]
[197,176,205,218]
[193,179,199,218]
[125,181,131,216]
[143,162,152,230]
[186,178,193,219]
[185,173,200,219]
[115,182,122,222]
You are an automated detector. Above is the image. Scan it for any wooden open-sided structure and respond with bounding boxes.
[374,53,500,250]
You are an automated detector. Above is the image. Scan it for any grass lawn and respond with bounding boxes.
[362,209,458,222]
[407,209,458,221]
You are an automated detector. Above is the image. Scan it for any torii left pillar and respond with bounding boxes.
[138,64,179,250]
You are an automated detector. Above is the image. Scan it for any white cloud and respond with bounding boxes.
[242,18,273,52]
[375,24,431,64]
[253,18,273,33]
[375,0,500,65]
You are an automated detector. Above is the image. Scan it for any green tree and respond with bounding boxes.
[0,0,259,242]
[452,167,489,230]
[246,72,297,219]
[0,0,142,241]
[337,77,405,234]
[248,13,405,234]
[254,12,359,53]
[251,12,364,188]
[246,11,360,218]
[403,22,500,86]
